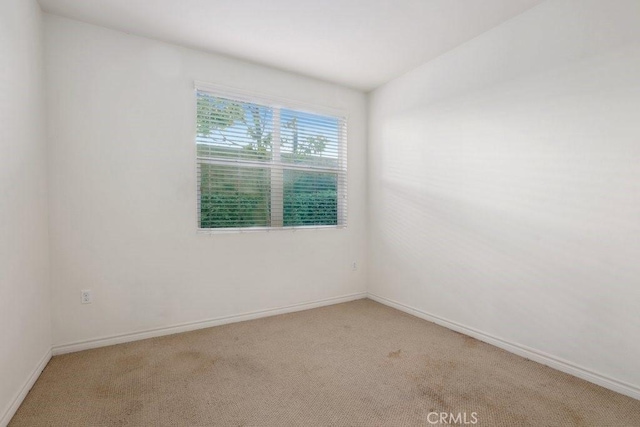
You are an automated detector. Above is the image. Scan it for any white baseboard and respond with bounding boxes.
[52,292,367,355]
[0,348,52,427]
[367,292,640,401]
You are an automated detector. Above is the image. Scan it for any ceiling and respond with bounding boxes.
[38,0,545,91]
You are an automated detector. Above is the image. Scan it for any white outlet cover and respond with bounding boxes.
[81,290,92,304]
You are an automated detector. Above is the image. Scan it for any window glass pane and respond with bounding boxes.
[199,163,271,228]
[197,93,273,162]
[283,169,338,226]
[195,89,346,230]
[280,109,340,169]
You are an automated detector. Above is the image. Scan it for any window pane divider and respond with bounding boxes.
[270,108,283,227]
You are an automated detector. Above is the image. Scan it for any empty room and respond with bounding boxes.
[2,0,640,425]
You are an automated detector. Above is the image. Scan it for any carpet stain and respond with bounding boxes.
[174,350,204,360]
[463,336,478,348]
[425,357,457,371]
[388,349,402,359]
[224,355,266,378]
[172,350,217,375]
[114,354,146,376]
[416,384,451,412]
[565,406,586,426]
[94,384,112,399]
[122,400,143,416]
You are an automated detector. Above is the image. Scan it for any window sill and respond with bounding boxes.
[197,225,346,234]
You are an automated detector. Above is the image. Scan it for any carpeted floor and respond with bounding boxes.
[9,299,640,426]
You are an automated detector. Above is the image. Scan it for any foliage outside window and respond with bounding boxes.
[196,88,347,230]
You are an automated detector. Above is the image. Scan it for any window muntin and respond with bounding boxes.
[196,89,347,231]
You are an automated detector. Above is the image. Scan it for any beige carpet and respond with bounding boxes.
[10,299,640,426]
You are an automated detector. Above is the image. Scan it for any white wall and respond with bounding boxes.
[0,0,51,424]
[368,0,640,395]
[44,15,367,348]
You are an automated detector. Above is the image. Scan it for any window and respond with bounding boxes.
[195,86,347,231]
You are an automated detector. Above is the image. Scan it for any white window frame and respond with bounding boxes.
[194,81,348,233]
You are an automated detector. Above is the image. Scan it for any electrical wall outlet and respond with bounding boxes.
[351,261,357,271]
[81,290,92,304]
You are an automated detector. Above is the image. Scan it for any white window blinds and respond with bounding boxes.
[196,87,347,230]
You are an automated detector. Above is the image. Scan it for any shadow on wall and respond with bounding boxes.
[369,41,640,383]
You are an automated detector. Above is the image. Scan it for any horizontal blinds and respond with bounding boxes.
[196,89,347,230]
